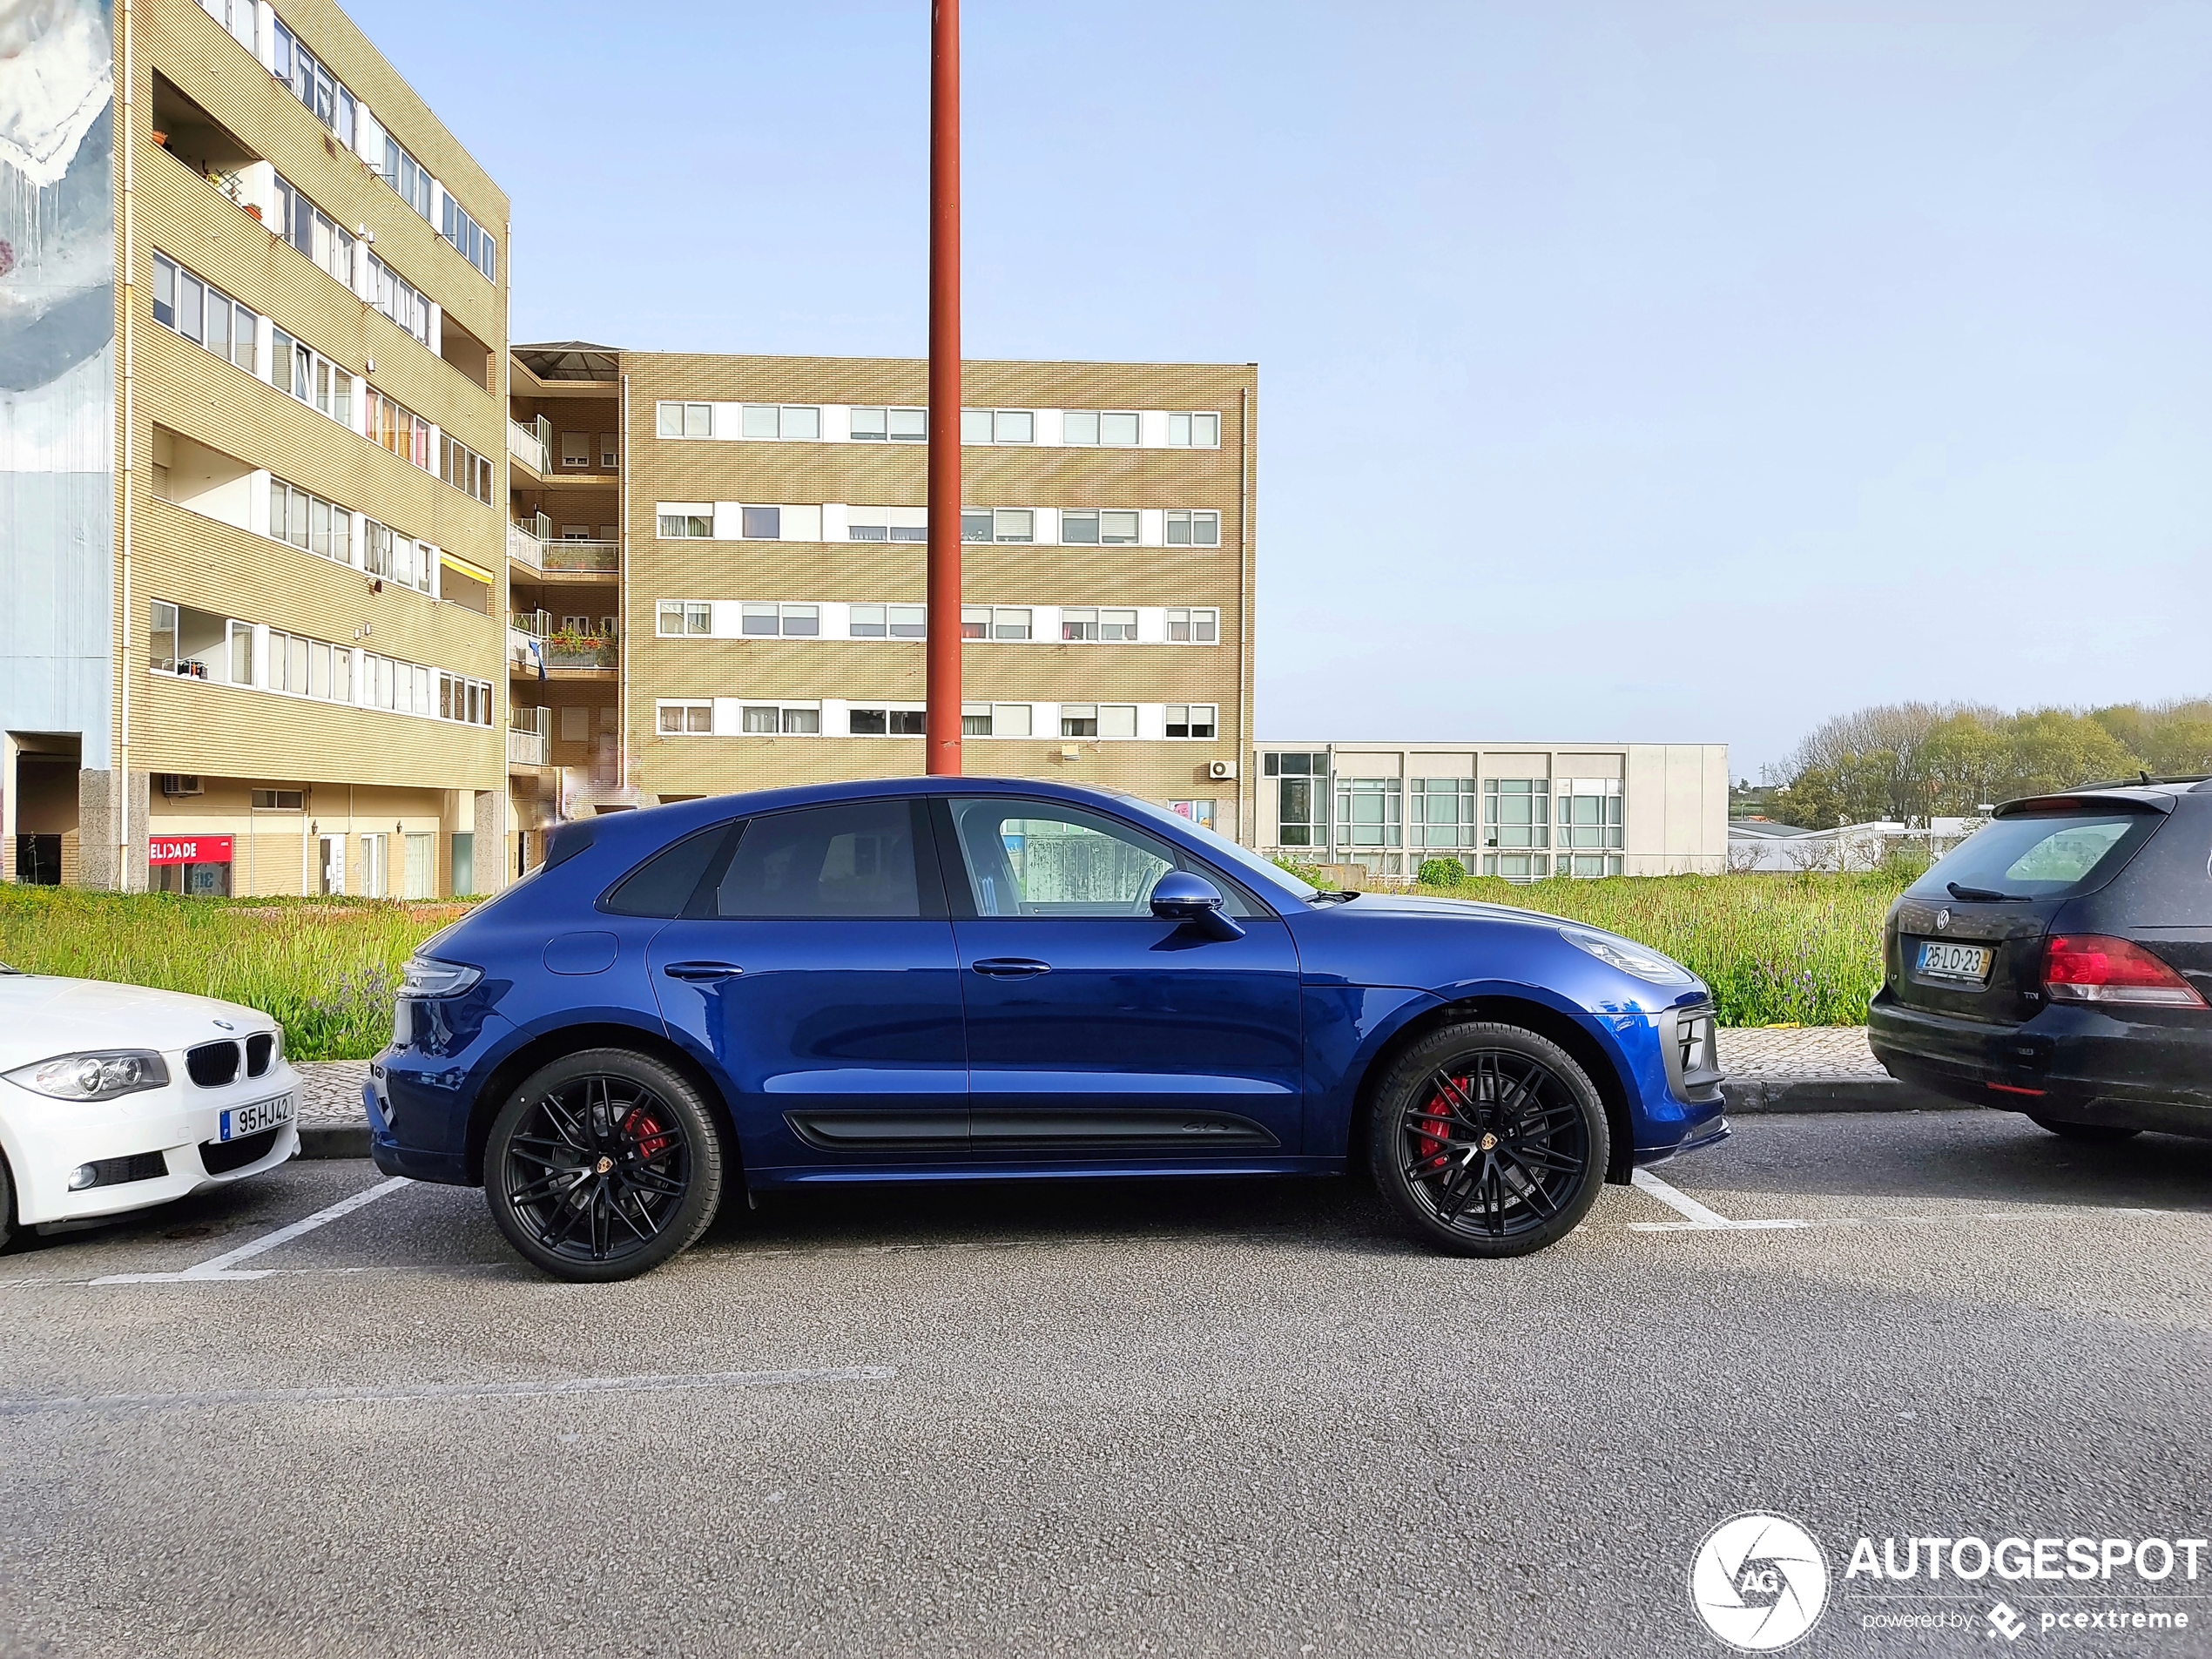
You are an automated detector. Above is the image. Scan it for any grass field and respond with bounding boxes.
[1295,867,1910,1028]
[0,887,463,1061]
[0,870,1906,1060]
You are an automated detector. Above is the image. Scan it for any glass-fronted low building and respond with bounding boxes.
[1251,741,1729,879]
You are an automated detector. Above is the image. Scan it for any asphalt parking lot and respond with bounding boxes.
[3,1110,2209,1658]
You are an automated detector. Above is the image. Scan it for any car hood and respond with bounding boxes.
[1316,892,1562,927]
[0,974,276,1068]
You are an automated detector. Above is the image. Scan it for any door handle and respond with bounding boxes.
[663,961,744,982]
[972,957,1051,979]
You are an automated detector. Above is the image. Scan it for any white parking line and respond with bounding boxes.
[91,1177,415,1283]
[0,1365,898,1416]
[1629,1169,1812,1232]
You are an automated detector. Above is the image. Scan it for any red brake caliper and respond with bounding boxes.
[623,1106,674,1161]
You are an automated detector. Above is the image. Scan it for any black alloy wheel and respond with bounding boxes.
[485,1049,723,1282]
[1368,1022,1609,1258]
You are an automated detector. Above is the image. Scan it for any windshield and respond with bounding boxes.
[1908,809,2162,901]
[1120,799,1320,902]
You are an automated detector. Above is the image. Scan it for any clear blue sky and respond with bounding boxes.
[360,0,2212,777]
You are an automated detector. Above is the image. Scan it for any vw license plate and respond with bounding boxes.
[221,1094,295,1141]
[1916,941,1993,984]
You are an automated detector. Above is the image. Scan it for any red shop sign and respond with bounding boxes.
[148,835,233,866]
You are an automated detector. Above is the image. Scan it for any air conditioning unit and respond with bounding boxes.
[159,773,203,798]
[1208,759,1238,781]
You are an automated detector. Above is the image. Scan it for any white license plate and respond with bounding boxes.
[1917,941,1993,984]
[221,1094,295,1141]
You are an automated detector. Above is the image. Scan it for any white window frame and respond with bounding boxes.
[1060,509,1141,547]
[961,508,1034,544]
[1165,607,1219,644]
[738,702,822,735]
[1062,410,1142,447]
[846,704,927,737]
[1059,607,1137,643]
[849,603,927,639]
[1166,509,1222,548]
[1059,704,1137,738]
[849,406,927,442]
[657,402,713,440]
[657,601,711,637]
[739,602,819,638]
[1164,704,1218,739]
[1167,412,1222,448]
[151,251,258,375]
[656,700,714,736]
[657,504,713,538]
[961,606,1032,642]
[738,404,821,441]
[961,408,1035,444]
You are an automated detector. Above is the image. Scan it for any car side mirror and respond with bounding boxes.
[1150,871,1242,939]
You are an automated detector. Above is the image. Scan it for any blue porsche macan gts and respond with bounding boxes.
[369,779,1728,1280]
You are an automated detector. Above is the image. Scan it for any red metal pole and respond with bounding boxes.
[924,0,961,774]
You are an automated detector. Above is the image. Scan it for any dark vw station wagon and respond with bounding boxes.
[1871,779,2212,1142]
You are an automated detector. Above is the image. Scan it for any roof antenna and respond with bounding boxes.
[2141,770,2154,786]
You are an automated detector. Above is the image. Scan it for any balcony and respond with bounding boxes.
[506,522,544,570]
[508,727,550,768]
[544,637,619,671]
[507,415,550,475]
[540,539,619,575]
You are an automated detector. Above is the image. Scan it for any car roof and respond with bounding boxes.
[1993,784,2190,818]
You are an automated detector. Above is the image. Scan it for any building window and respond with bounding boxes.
[657,402,712,439]
[1335,776,1402,849]
[268,478,354,566]
[1563,853,1624,878]
[561,431,590,469]
[1483,779,1550,849]
[362,520,433,593]
[1167,413,1220,448]
[1063,410,1140,446]
[1167,799,1217,830]
[1557,779,1624,850]
[657,601,711,637]
[850,604,926,639]
[271,19,355,147]
[441,191,497,283]
[847,509,927,543]
[1061,509,1139,547]
[658,701,713,735]
[366,388,432,470]
[849,707,926,736]
[961,508,1033,544]
[251,789,307,811]
[368,254,429,346]
[1060,608,1136,642]
[1407,779,1479,849]
[850,406,927,442]
[658,505,712,538]
[272,327,352,428]
[1166,509,1221,548]
[740,603,817,637]
[1268,759,1326,847]
[1164,705,1217,739]
[379,133,435,222]
[738,505,781,540]
[1483,853,1550,880]
[441,435,495,505]
[273,174,354,287]
[738,404,819,440]
[961,408,1034,444]
[151,253,256,374]
[961,606,1031,641]
[738,704,819,735]
[1166,607,1218,644]
[1059,705,1136,738]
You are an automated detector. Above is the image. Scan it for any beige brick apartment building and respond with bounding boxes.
[2,0,512,897]
[504,349,1258,863]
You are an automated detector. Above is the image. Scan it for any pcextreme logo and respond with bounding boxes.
[1689,1513,1831,1651]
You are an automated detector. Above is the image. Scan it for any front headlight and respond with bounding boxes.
[4,1050,171,1101]
[1558,926,1696,986]
[400,956,483,998]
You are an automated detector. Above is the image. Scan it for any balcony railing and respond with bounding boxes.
[540,539,619,574]
[509,610,551,637]
[506,522,543,570]
[543,639,619,670]
[507,415,550,474]
[508,727,550,767]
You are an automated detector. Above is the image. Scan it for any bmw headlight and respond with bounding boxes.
[400,957,482,998]
[1558,927,1696,986]
[5,1050,171,1101]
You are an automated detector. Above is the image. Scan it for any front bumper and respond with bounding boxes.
[1870,992,2212,1137]
[0,1065,301,1226]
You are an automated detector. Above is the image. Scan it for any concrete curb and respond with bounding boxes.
[1726,1076,1970,1113]
[300,1125,370,1160]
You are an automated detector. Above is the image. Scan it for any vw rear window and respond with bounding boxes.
[1908,809,2162,902]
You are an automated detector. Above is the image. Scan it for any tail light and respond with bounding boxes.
[2044,935,2207,1008]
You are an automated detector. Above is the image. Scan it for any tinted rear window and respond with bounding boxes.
[602,822,732,917]
[1909,810,2162,902]
[715,801,921,918]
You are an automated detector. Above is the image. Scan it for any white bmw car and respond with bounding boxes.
[0,964,299,1244]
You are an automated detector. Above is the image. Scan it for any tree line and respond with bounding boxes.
[1763,700,2212,829]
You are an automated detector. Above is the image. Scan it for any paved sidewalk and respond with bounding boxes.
[291,1027,1942,1158]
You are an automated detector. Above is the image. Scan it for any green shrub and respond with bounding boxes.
[1417,858,1468,887]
